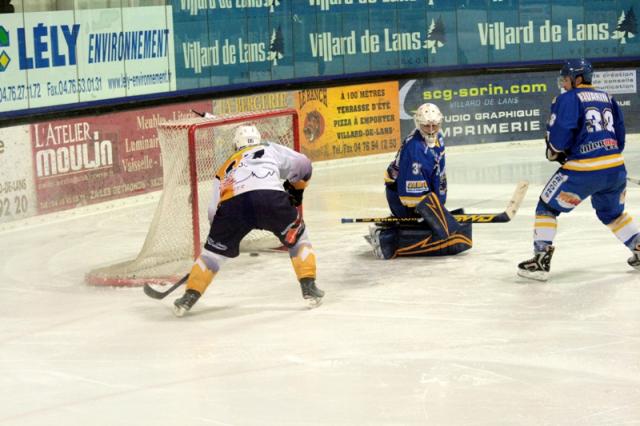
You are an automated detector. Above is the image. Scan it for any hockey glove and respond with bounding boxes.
[545,136,567,164]
[284,180,305,207]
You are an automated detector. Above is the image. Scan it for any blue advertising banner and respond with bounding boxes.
[0,6,176,114]
[399,68,639,146]
[1,1,638,119]
[170,0,640,92]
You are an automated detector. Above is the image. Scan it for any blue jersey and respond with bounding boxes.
[385,129,446,207]
[547,84,625,172]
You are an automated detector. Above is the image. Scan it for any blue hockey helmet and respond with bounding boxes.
[560,58,593,84]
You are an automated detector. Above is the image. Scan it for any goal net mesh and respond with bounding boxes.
[85,109,299,286]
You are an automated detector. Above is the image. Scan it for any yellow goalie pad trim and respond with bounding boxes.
[395,233,472,258]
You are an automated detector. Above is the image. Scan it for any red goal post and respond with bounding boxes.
[85,108,300,287]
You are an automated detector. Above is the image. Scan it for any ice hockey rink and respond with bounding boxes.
[1,139,639,425]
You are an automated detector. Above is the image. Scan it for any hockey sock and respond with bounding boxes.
[187,249,228,294]
[533,214,557,252]
[606,212,640,251]
[289,231,316,280]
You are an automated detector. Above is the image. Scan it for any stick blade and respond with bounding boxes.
[143,284,169,300]
[504,180,529,220]
[142,273,190,300]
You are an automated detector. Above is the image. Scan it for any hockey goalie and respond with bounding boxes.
[367,103,473,259]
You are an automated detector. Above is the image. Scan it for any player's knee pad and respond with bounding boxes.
[288,229,310,255]
[415,192,460,240]
[289,231,315,279]
[200,248,229,272]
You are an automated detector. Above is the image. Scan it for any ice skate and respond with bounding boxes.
[300,277,324,308]
[367,226,392,259]
[173,289,201,317]
[627,251,640,270]
[364,225,375,245]
[365,226,383,259]
[517,245,555,282]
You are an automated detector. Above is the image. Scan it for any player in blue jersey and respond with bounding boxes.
[368,103,472,259]
[518,58,640,281]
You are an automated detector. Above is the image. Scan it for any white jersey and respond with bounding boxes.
[207,142,311,220]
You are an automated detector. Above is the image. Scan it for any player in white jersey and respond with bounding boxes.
[173,125,324,316]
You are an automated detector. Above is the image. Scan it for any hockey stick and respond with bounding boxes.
[342,180,529,224]
[143,274,189,300]
[191,109,216,118]
[627,177,640,185]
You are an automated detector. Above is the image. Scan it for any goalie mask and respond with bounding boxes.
[233,125,262,151]
[414,103,443,146]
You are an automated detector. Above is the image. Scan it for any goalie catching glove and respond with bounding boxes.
[284,180,306,207]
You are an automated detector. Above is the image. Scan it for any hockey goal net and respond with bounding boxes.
[86,108,300,286]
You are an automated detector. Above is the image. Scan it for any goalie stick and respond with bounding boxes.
[342,180,529,224]
[143,274,189,300]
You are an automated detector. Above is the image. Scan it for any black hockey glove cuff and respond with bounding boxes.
[545,136,567,164]
[545,146,567,164]
[284,180,305,207]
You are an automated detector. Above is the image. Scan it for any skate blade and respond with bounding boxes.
[305,297,323,309]
[173,305,188,317]
[627,259,640,270]
[517,268,549,282]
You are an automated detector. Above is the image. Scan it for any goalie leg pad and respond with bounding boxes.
[369,224,472,259]
[415,192,461,240]
[396,223,472,257]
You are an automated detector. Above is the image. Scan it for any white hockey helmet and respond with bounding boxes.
[414,103,443,137]
[233,125,261,151]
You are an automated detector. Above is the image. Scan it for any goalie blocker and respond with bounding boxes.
[368,192,472,259]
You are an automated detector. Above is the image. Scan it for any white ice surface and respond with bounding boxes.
[1,140,639,425]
